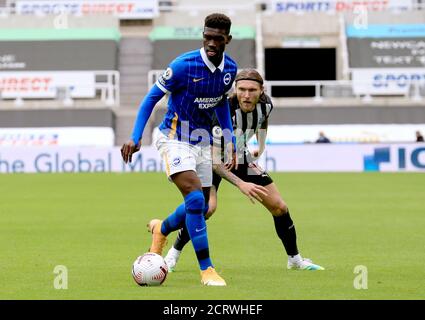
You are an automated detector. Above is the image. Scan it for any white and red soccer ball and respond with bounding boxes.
[132,253,168,286]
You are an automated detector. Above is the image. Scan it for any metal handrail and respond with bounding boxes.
[95,70,120,106]
[147,69,164,89]
[264,79,424,102]
[147,69,424,102]
[263,80,354,103]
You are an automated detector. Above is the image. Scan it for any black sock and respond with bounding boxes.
[173,226,191,251]
[273,210,299,256]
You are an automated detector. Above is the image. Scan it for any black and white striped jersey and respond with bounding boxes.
[212,93,273,159]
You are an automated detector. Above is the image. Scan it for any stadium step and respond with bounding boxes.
[115,35,156,143]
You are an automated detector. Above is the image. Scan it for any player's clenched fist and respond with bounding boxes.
[121,140,140,164]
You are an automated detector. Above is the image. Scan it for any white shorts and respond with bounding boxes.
[154,131,212,187]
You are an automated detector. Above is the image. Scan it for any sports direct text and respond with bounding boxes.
[17,2,134,15]
[0,76,52,92]
[15,0,158,18]
[273,0,411,12]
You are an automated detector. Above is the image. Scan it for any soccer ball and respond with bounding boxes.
[132,252,168,286]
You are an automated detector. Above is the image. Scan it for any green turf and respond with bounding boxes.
[1,173,424,299]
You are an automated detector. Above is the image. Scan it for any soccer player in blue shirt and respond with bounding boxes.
[121,13,237,286]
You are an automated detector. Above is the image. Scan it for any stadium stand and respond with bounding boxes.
[138,0,425,145]
[0,14,120,106]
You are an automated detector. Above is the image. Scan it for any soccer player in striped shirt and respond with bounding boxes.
[164,69,325,272]
[121,13,238,286]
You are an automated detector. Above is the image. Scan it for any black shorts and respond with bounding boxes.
[212,162,273,191]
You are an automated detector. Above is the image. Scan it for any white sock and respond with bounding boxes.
[168,247,181,260]
[288,254,302,264]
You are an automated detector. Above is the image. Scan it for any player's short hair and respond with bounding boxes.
[235,69,264,85]
[204,13,232,34]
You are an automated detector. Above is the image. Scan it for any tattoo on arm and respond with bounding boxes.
[213,164,243,188]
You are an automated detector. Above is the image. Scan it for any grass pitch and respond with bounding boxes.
[1,172,424,300]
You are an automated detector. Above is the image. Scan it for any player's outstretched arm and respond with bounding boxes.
[121,85,165,164]
[212,163,268,204]
[130,85,165,146]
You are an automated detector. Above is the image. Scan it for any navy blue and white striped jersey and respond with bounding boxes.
[155,48,237,144]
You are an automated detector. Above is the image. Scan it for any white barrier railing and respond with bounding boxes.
[264,80,353,103]
[95,70,120,106]
[0,70,120,107]
[147,69,163,89]
[148,70,424,103]
[264,80,424,103]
